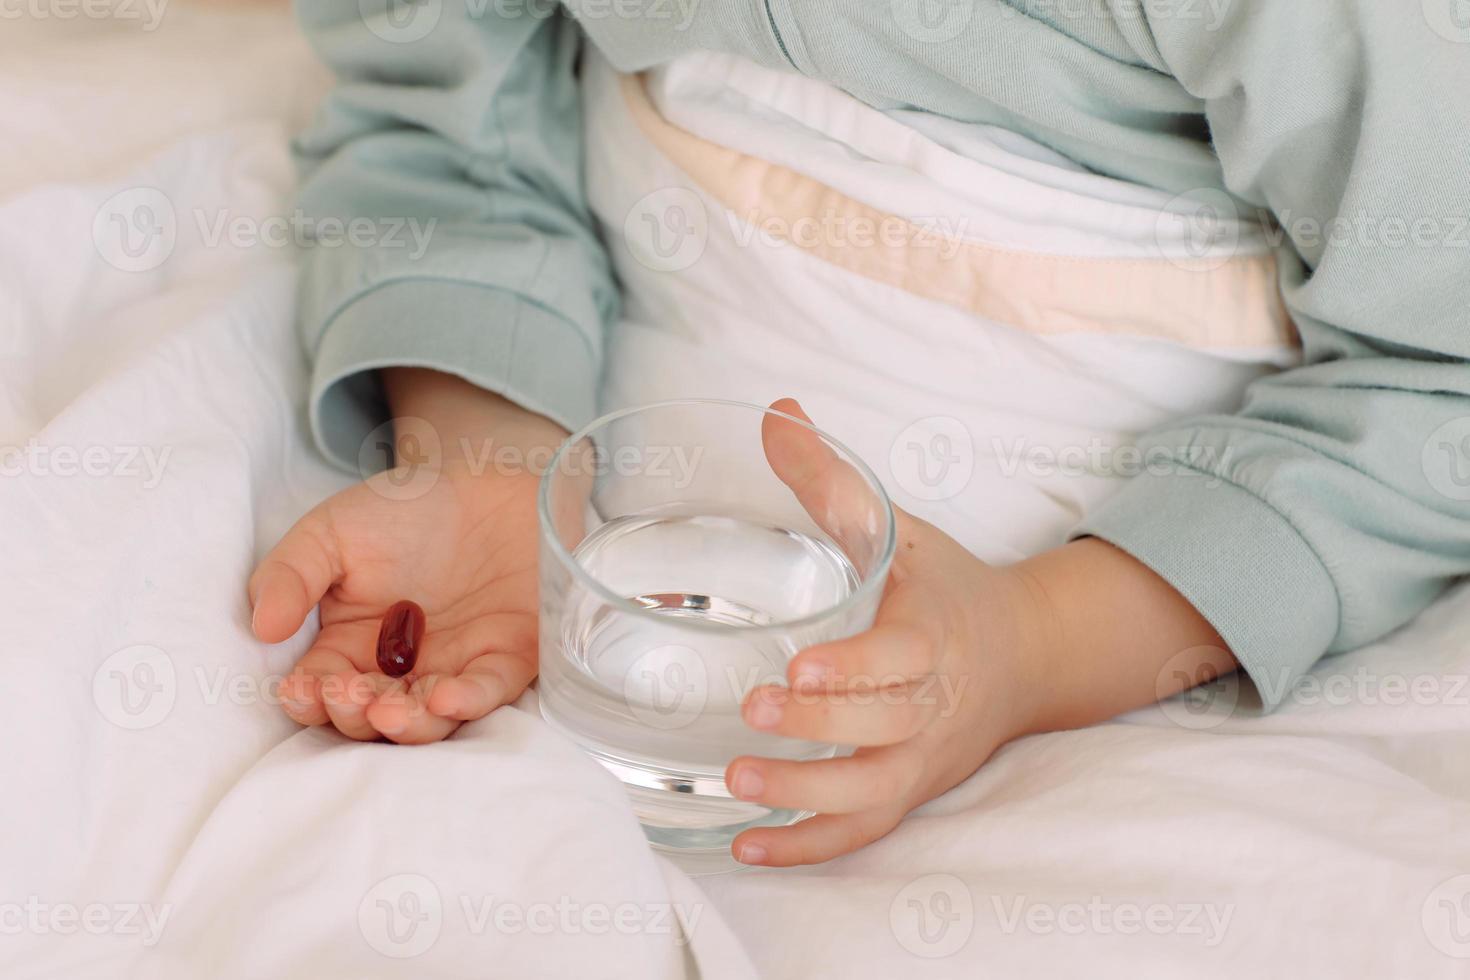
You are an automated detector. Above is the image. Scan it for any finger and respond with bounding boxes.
[788,622,937,692]
[276,672,328,728]
[366,675,460,744]
[726,745,923,815]
[743,683,938,746]
[733,805,907,867]
[322,672,397,741]
[249,509,341,644]
[427,650,537,721]
[761,398,887,558]
[276,644,360,728]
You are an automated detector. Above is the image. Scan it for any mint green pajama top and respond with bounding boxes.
[291,0,1470,707]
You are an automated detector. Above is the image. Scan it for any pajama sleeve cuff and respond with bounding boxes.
[307,280,599,472]
[1071,469,1341,710]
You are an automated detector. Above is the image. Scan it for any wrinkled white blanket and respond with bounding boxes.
[4,8,1470,980]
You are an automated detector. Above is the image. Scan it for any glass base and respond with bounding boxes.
[650,842,750,876]
[571,741,810,875]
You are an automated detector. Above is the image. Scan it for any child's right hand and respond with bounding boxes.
[249,370,566,744]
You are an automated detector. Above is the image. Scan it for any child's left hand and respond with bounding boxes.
[727,400,1233,867]
[725,422,1049,866]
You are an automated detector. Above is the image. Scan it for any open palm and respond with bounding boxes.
[249,462,541,743]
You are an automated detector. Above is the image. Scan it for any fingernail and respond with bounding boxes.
[745,695,783,731]
[276,678,300,705]
[375,718,406,736]
[250,602,261,637]
[730,767,765,801]
[737,843,768,865]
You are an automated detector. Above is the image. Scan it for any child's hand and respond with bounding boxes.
[726,400,1237,867]
[249,370,563,743]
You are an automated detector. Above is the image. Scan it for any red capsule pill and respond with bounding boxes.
[376,600,426,678]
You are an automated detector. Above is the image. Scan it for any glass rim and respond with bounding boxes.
[537,398,898,635]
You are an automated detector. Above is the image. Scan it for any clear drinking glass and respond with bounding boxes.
[538,400,896,872]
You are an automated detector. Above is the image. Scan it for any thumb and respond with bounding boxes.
[248,508,342,644]
[761,397,897,562]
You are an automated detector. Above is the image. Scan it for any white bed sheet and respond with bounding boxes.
[4,8,1469,980]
